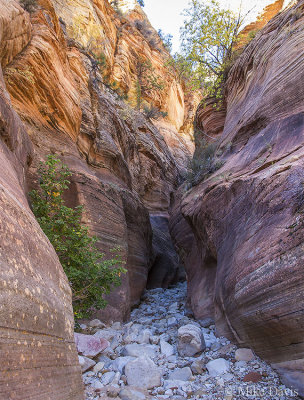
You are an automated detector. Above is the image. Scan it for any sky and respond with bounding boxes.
[143,0,278,53]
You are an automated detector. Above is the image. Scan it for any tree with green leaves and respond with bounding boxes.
[167,52,203,92]
[181,0,243,97]
[135,57,164,109]
[30,155,126,318]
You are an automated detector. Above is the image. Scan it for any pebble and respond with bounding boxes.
[75,332,109,357]
[78,282,299,400]
[177,324,206,357]
[206,358,231,376]
[119,387,147,400]
[243,371,262,382]
[190,358,205,374]
[79,355,96,373]
[111,356,135,374]
[167,317,177,327]
[235,348,255,362]
[169,366,193,381]
[102,371,116,385]
[93,362,104,373]
[160,340,174,357]
[122,343,157,359]
[88,319,106,329]
[125,356,161,389]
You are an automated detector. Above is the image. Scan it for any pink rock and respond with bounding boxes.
[235,348,255,362]
[74,332,109,357]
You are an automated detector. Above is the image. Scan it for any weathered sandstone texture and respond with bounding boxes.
[170,1,304,395]
[51,0,199,134]
[0,1,84,398]
[194,97,226,142]
[0,0,196,396]
[3,0,192,323]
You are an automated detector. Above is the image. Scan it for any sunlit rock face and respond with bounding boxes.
[51,0,198,135]
[170,1,304,396]
[236,0,286,48]
[0,1,84,398]
[0,0,198,396]
[3,0,194,325]
[110,0,138,13]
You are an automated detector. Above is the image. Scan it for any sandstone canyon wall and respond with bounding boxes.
[0,1,84,398]
[0,0,197,397]
[3,0,194,323]
[170,1,304,395]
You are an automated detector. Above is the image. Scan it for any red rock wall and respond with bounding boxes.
[3,0,190,324]
[0,1,84,398]
[170,1,304,395]
[0,0,196,396]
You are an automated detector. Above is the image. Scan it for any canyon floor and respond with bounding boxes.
[78,283,300,400]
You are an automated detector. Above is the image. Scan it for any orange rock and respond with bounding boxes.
[0,2,84,398]
[3,0,194,324]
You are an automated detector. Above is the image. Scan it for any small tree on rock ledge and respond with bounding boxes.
[135,57,164,110]
[30,155,126,318]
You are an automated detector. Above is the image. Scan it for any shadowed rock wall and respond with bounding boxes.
[0,1,84,398]
[3,0,192,322]
[170,1,304,395]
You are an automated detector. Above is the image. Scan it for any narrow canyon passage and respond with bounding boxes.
[1,0,304,397]
[78,283,300,400]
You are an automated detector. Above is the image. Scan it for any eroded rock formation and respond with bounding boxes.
[0,0,197,396]
[51,0,198,134]
[170,1,304,395]
[2,0,194,325]
[0,1,83,398]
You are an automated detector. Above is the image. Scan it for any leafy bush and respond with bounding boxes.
[248,29,258,40]
[19,0,37,13]
[166,53,203,92]
[30,155,126,318]
[185,136,224,187]
[143,104,167,120]
[135,57,164,109]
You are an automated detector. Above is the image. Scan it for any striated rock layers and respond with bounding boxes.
[170,1,304,395]
[3,0,193,322]
[0,1,83,399]
[51,0,199,136]
[0,0,196,397]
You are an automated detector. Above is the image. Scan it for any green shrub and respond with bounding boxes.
[185,136,224,187]
[181,0,243,99]
[248,29,258,40]
[19,0,37,13]
[30,155,126,318]
[135,57,164,109]
[143,104,167,120]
